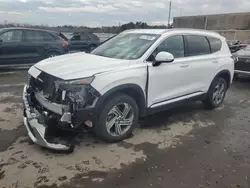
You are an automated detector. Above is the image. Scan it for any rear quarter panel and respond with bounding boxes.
[210,39,234,88]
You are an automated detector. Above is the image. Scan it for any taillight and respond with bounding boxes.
[62,41,68,47]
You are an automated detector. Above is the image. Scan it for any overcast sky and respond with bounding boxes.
[0,0,249,27]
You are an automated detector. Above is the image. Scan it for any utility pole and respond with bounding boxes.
[168,1,172,28]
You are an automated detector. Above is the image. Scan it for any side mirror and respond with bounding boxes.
[0,38,3,43]
[154,51,174,64]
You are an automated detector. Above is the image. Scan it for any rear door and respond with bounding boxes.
[183,35,218,94]
[0,29,24,65]
[22,30,48,62]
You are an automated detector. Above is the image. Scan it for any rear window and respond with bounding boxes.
[207,37,222,53]
[89,34,99,41]
[185,35,210,56]
[43,32,55,41]
[81,35,90,41]
[59,33,68,41]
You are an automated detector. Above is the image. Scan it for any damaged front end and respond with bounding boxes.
[23,68,100,152]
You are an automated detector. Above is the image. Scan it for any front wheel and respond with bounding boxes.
[95,93,139,143]
[203,77,227,109]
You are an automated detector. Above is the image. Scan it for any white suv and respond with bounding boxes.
[23,29,234,151]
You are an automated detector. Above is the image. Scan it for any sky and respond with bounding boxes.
[0,0,249,27]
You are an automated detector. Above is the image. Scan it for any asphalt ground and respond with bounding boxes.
[0,70,250,188]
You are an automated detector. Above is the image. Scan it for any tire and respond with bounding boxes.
[95,93,139,143]
[44,51,61,59]
[202,77,227,109]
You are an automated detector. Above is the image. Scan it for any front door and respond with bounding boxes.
[147,35,193,107]
[0,29,24,65]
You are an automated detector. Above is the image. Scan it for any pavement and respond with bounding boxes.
[0,70,250,188]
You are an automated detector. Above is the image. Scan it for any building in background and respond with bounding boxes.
[173,12,250,40]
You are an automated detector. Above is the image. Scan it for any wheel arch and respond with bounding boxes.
[213,70,231,89]
[216,70,232,89]
[96,84,147,117]
[44,49,63,58]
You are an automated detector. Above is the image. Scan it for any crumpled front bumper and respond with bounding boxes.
[23,85,72,151]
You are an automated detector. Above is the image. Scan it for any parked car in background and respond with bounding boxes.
[0,27,69,67]
[68,32,100,52]
[23,29,234,151]
[240,39,250,48]
[233,45,250,77]
[227,40,242,53]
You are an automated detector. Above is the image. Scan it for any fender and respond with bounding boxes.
[95,84,147,117]
[44,49,63,56]
[212,70,231,89]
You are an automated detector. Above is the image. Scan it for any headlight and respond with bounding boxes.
[54,76,99,109]
[68,76,95,85]
[55,76,95,91]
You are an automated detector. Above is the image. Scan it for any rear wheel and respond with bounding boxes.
[203,77,227,109]
[95,93,139,142]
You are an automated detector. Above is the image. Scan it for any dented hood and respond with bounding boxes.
[34,52,130,80]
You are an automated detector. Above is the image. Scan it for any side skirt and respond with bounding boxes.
[146,94,207,116]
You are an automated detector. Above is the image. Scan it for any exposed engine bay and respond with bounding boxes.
[24,70,100,152]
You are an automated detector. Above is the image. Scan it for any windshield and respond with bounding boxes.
[91,33,159,60]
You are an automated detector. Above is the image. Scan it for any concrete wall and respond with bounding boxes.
[215,30,250,40]
[173,12,250,30]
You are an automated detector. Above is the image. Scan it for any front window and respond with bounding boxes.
[154,35,185,58]
[91,33,159,60]
[0,30,22,42]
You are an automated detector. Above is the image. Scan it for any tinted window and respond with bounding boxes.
[207,37,222,53]
[24,31,43,41]
[81,35,90,41]
[0,30,22,42]
[89,34,99,41]
[71,35,80,41]
[43,32,55,41]
[156,35,184,58]
[186,35,210,56]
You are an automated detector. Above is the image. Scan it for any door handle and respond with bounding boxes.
[180,63,189,68]
[212,60,219,64]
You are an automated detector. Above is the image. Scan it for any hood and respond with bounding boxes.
[34,52,130,80]
[235,49,250,57]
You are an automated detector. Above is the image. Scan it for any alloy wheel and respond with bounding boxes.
[106,103,134,137]
[212,82,226,105]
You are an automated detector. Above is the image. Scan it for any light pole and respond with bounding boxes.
[168,1,172,28]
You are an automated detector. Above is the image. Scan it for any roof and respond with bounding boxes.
[124,28,223,39]
[124,29,168,35]
[0,27,60,34]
